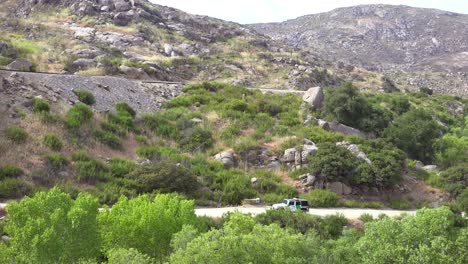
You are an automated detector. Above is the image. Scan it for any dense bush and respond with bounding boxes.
[440,163,468,196]
[308,143,356,183]
[436,134,468,167]
[383,109,443,163]
[255,209,347,239]
[115,102,136,118]
[109,158,135,178]
[128,163,199,195]
[65,104,93,129]
[304,189,341,208]
[0,178,30,199]
[32,97,50,113]
[321,82,392,133]
[93,129,121,149]
[106,248,153,264]
[99,194,198,260]
[44,153,67,169]
[42,133,63,151]
[178,126,213,152]
[5,188,100,263]
[5,126,28,143]
[73,89,96,105]
[0,165,23,179]
[74,159,109,182]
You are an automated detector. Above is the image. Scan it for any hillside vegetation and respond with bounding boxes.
[1,82,466,211]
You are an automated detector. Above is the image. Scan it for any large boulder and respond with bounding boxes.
[69,58,96,72]
[336,141,371,164]
[114,0,131,12]
[114,12,133,26]
[327,182,352,195]
[119,65,149,79]
[7,59,33,71]
[324,121,367,138]
[283,148,297,163]
[295,144,318,165]
[422,165,438,172]
[70,1,97,16]
[303,86,324,109]
[214,151,236,168]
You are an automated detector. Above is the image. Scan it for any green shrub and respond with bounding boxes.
[109,158,135,178]
[128,163,199,195]
[359,213,375,223]
[32,97,50,113]
[136,146,160,159]
[0,178,30,199]
[383,109,442,163]
[388,198,411,210]
[73,89,95,105]
[74,159,109,182]
[65,104,93,129]
[303,189,340,208]
[71,150,90,162]
[5,126,28,143]
[179,126,214,152]
[142,114,178,139]
[107,248,153,264]
[93,130,121,149]
[42,133,63,151]
[308,143,356,184]
[0,165,23,179]
[115,102,136,118]
[44,153,67,169]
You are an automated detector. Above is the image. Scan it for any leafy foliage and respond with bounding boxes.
[384,109,443,163]
[99,194,198,260]
[5,188,100,263]
[42,133,63,151]
[73,89,96,105]
[32,97,50,113]
[65,104,93,129]
[5,126,28,143]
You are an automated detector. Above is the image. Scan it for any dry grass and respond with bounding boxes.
[78,67,106,76]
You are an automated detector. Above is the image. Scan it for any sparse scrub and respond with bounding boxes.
[0,165,23,179]
[74,159,110,182]
[44,153,67,169]
[93,130,121,149]
[0,178,30,199]
[65,104,93,129]
[32,97,50,113]
[5,126,28,143]
[73,89,96,105]
[303,189,341,208]
[42,133,63,151]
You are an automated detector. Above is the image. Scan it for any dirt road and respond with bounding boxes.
[1,203,416,219]
[195,206,416,219]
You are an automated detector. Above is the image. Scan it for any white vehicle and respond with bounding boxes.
[272,198,309,212]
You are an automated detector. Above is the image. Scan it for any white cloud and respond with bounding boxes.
[150,0,468,24]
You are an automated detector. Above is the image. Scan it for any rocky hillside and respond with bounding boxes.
[0,0,379,91]
[252,5,468,96]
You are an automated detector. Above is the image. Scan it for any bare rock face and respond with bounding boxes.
[302,86,324,109]
[214,151,236,168]
[7,59,33,71]
[336,141,372,164]
[114,0,131,12]
[327,182,352,195]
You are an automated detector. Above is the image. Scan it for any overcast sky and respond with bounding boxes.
[150,0,467,24]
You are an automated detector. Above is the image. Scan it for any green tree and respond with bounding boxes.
[5,188,100,263]
[356,207,467,264]
[308,143,356,183]
[98,194,198,261]
[383,109,442,163]
[169,213,322,264]
[107,248,153,264]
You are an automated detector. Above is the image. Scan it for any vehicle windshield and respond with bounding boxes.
[283,199,288,204]
[301,200,309,206]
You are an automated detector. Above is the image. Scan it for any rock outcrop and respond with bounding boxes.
[302,86,324,109]
[336,141,371,164]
